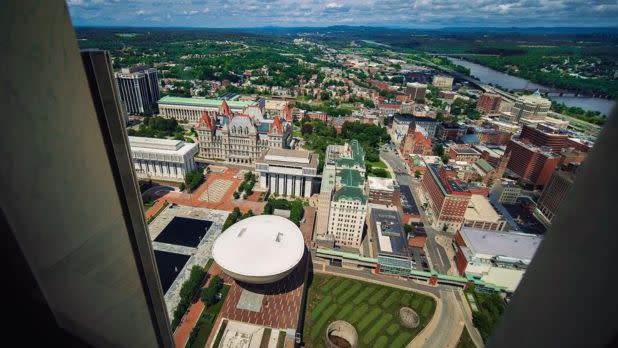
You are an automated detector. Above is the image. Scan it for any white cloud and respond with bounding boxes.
[65,0,618,28]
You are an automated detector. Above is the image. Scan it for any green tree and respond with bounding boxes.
[433,144,445,157]
[414,170,421,179]
[184,170,205,192]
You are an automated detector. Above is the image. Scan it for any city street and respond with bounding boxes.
[380,147,453,274]
[380,146,484,347]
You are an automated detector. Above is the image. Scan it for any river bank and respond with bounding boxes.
[447,57,616,116]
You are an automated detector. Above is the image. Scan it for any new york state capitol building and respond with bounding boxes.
[158,96,293,164]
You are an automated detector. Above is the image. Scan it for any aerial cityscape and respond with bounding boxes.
[27,1,616,347]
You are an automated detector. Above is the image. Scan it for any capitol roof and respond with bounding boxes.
[212,215,305,280]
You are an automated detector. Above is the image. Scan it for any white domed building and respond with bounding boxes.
[212,215,305,284]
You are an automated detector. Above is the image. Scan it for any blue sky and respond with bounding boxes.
[67,0,618,28]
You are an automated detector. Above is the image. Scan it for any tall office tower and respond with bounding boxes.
[476,93,502,114]
[520,123,568,153]
[325,140,368,249]
[115,65,160,115]
[1,3,174,345]
[505,139,561,187]
[537,168,577,223]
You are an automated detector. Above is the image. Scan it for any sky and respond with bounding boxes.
[67,0,618,28]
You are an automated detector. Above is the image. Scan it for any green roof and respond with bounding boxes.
[475,158,494,173]
[157,96,256,109]
[338,169,364,188]
[316,248,378,264]
[333,186,367,203]
[336,139,365,169]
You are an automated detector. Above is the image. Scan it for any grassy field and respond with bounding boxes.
[366,160,387,169]
[302,274,436,348]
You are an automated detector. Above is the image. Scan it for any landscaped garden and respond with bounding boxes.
[302,274,436,348]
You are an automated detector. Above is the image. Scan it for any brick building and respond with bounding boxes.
[505,139,560,187]
[435,122,466,142]
[421,164,472,233]
[520,123,568,153]
[476,93,502,114]
[405,82,427,101]
[367,177,400,207]
[448,146,482,165]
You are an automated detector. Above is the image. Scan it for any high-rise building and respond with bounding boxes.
[421,163,472,232]
[325,141,368,248]
[511,92,552,122]
[115,65,160,115]
[405,82,427,101]
[520,123,568,152]
[3,17,174,344]
[537,168,577,223]
[505,139,561,187]
[476,93,502,114]
[432,75,454,90]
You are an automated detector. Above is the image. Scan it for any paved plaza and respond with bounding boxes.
[148,204,230,319]
[199,179,233,203]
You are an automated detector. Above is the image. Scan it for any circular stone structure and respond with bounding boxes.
[324,321,358,348]
[399,307,420,329]
[212,215,304,284]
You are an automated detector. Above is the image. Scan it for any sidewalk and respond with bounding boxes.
[172,264,224,348]
[145,199,167,220]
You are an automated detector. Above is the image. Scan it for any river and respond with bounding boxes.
[447,57,616,116]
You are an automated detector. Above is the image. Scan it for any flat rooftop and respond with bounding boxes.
[157,95,256,109]
[460,227,542,261]
[129,136,197,156]
[371,208,409,258]
[258,148,318,169]
[452,147,481,155]
[464,195,502,222]
[399,185,420,215]
[368,176,395,191]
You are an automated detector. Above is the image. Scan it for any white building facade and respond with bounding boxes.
[129,136,198,182]
[328,189,367,248]
[255,148,319,198]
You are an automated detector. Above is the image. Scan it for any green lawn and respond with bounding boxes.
[302,274,436,348]
[366,160,387,169]
[456,327,476,348]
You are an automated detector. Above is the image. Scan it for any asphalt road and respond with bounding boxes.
[380,145,485,347]
[380,147,452,274]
